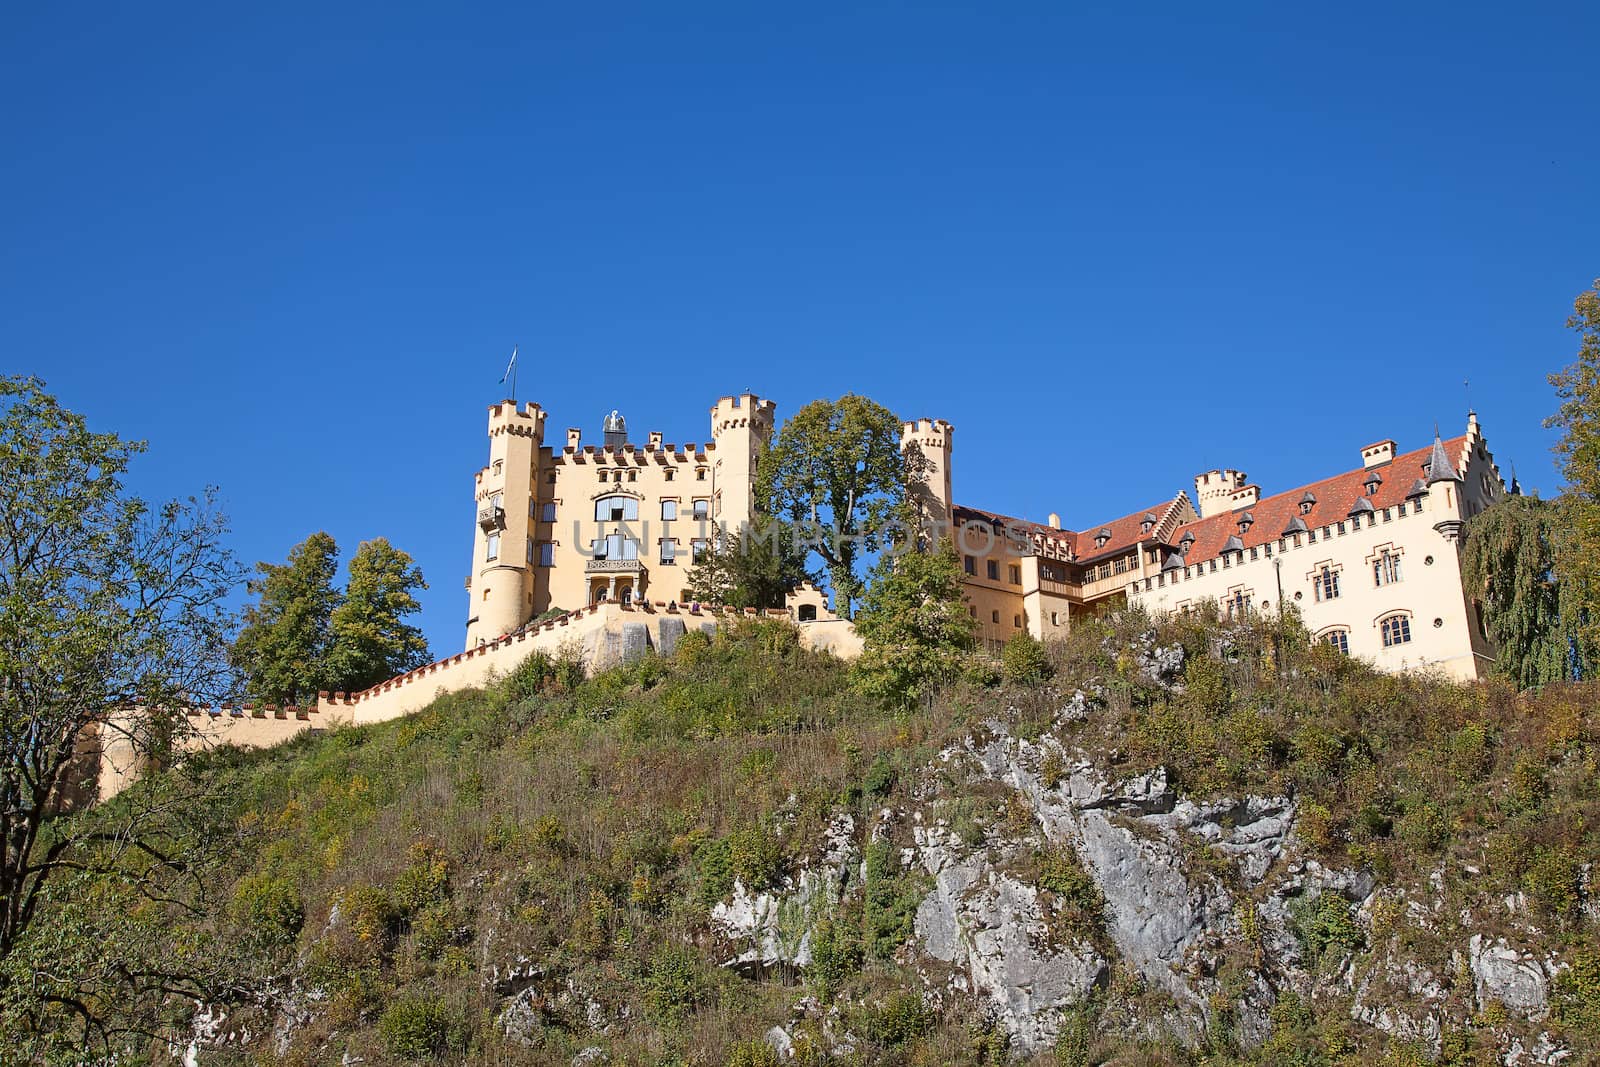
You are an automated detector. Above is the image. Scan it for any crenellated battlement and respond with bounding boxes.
[710,393,776,437]
[487,400,546,440]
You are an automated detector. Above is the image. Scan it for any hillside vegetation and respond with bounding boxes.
[8,612,1600,1066]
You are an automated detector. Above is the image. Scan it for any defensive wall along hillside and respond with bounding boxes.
[87,598,860,803]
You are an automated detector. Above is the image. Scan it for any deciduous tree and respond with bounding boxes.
[850,544,976,710]
[1547,278,1600,652]
[684,519,816,610]
[0,376,240,964]
[231,533,341,705]
[327,537,431,692]
[757,395,925,617]
[1461,496,1589,688]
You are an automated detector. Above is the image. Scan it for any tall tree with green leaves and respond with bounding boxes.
[757,395,925,617]
[1461,496,1589,688]
[850,543,977,710]
[0,376,240,964]
[232,532,341,704]
[327,538,431,692]
[684,519,817,610]
[1547,278,1600,652]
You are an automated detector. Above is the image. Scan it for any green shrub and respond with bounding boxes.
[863,752,897,798]
[377,995,465,1059]
[864,840,925,960]
[1524,846,1583,920]
[1002,632,1053,686]
[696,837,734,904]
[859,989,932,1046]
[1054,1003,1094,1066]
[392,843,449,913]
[807,916,862,1001]
[1552,948,1600,1042]
[502,649,555,700]
[1290,893,1363,966]
[1036,848,1105,940]
[729,824,784,891]
[1395,800,1451,852]
[230,872,303,945]
[725,1039,781,1067]
[645,944,705,1024]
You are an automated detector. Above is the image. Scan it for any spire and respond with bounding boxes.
[1426,431,1461,484]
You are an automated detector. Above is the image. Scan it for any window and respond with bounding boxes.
[492,460,503,476]
[1313,566,1341,602]
[1224,589,1252,620]
[692,499,710,520]
[1050,611,1059,626]
[986,560,999,580]
[963,555,976,575]
[1013,614,1022,628]
[539,502,557,522]
[594,496,639,522]
[991,610,1000,623]
[664,467,675,482]
[691,539,709,563]
[535,542,554,567]
[695,467,707,481]
[1008,564,1021,585]
[1113,556,1128,575]
[660,539,677,565]
[1380,614,1412,647]
[969,605,977,617]
[486,532,501,561]
[661,500,678,521]
[1374,551,1402,587]
[1322,629,1349,655]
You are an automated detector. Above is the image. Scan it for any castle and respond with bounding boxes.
[462,391,1506,681]
[83,390,1508,803]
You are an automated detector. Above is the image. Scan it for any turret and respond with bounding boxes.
[709,394,777,528]
[1192,469,1249,518]
[465,400,546,648]
[901,417,954,532]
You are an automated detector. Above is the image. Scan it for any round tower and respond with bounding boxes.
[901,417,954,532]
[709,393,777,527]
[465,400,546,648]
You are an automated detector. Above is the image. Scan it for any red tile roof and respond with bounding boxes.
[951,495,1191,564]
[1169,436,1467,566]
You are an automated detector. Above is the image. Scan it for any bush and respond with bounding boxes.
[729,824,784,891]
[230,872,304,945]
[863,752,897,798]
[1290,893,1363,966]
[725,1039,781,1067]
[1002,632,1053,686]
[645,944,705,1024]
[1524,846,1583,920]
[1035,848,1105,940]
[377,995,465,1059]
[858,989,932,1046]
[864,840,925,960]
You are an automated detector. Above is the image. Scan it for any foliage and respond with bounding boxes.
[1461,495,1589,688]
[233,531,342,704]
[1289,893,1363,967]
[684,518,816,609]
[757,394,925,616]
[851,544,977,710]
[377,994,466,1059]
[0,376,240,991]
[863,840,925,960]
[327,538,431,692]
[645,943,706,1024]
[1547,280,1600,655]
[230,871,304,945]
[1002,631,1053,686]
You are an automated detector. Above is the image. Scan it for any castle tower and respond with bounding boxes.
[465,400,547,648]
[1192,469,1248,518]
[709,394,777,528]
[901,417,954,533]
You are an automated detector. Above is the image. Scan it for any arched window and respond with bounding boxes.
[594,495,639,522]
[1319,628,1350,655]
[1374,550,1402,587]
[1379,614,1411,647]
[1313,565,1341,602]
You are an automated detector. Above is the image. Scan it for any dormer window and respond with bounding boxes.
[1299,491,1317,516]
[1236,511,1254,535]
[1364,471,1382,496]
[1094,527,1111,549]
[1140,512,1156,535]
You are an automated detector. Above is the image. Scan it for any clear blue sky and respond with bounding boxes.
[5,3,1597,656]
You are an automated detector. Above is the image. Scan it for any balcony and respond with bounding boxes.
[477,505,506,532]
[586,558,645,574]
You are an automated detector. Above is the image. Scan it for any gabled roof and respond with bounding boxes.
[950,492,1194,566]
[950,504,1076,556]
[1166,435,1469,567]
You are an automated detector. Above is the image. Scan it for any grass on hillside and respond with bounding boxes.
[7,611,1600,1066]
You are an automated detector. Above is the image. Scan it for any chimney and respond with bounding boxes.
[1361,440,1396,468]
[1047,512,1061,530]
[565,427,581,451]
[648,430,663,451]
